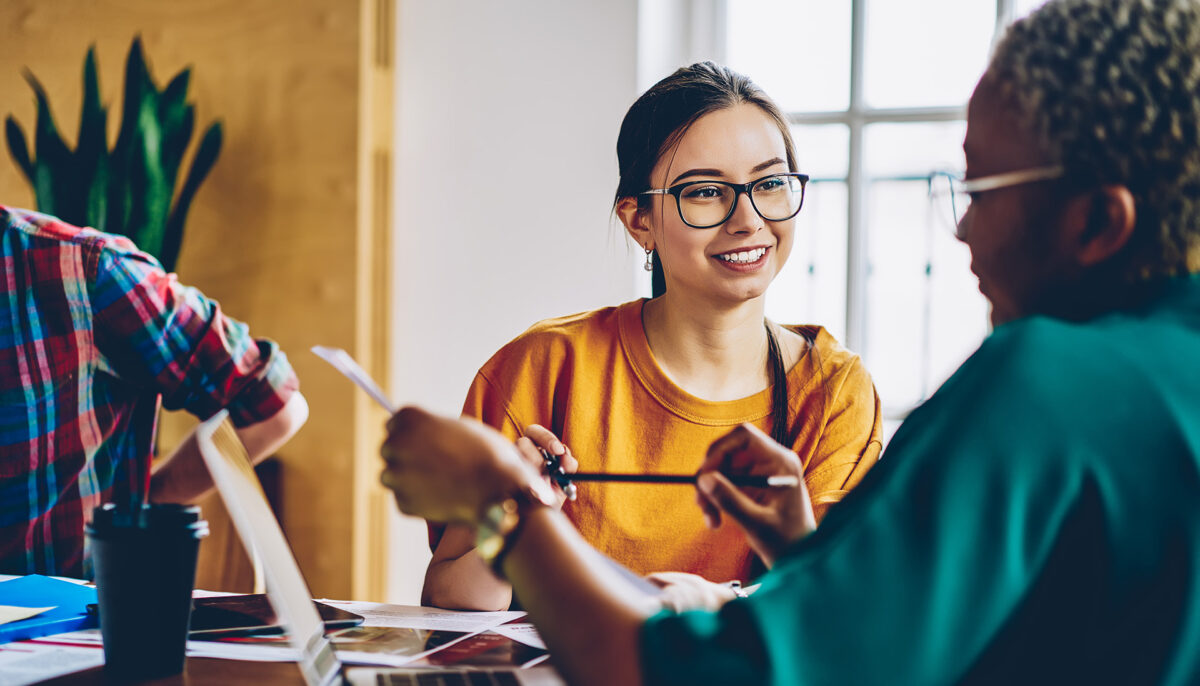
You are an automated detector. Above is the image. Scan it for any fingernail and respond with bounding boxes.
[553,440,565,455]
[697,473,716,495]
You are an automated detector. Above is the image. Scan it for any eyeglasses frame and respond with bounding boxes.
[937,165,1065,240]
[640,172,811,229]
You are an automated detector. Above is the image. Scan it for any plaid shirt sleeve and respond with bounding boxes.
[89,239,298,427]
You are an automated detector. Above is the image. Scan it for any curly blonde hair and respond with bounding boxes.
[989,0,1200,280]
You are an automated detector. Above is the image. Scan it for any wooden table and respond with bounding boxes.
[35,656,305,685]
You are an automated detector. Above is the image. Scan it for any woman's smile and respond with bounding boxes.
[712,245,771,272]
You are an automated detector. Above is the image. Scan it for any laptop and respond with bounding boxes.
[194,410,563,686]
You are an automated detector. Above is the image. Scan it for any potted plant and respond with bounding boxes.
[5,36,221,272]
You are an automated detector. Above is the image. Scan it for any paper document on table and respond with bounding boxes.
[319,600,524,633]
[489,622,546,650]
[0,640,105,686]
[0,607,53,626]
[311,346,397,413]
[41,629,300,664]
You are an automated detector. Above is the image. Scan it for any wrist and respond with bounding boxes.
[474,492,547,579]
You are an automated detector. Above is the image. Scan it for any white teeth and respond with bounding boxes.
[718,248,766,263]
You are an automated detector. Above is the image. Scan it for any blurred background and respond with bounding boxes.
[0,0,1048,604]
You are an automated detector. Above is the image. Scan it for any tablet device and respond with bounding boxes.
[188,593,364,639]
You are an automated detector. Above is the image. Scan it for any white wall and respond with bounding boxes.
[388,0,642,603]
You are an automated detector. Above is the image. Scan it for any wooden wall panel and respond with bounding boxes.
[0,0,393,599]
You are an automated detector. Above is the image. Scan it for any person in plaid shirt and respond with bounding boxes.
[0,206,308,578]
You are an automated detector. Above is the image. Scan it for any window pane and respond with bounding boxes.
[726,1,851,112]
[766,181,848,342]
[862,122,987,414]
[864,0,995,109]
[1014,0,1051,19]
[865,121,966,179]
[791,123,849,181]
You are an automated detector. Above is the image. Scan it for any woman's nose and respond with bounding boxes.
[724,190,763,235]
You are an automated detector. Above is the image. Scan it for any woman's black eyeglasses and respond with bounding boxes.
[640,172,809,229]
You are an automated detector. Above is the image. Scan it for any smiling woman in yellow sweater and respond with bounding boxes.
[423,62,882,611]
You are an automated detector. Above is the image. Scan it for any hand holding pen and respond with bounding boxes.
[696,423,816,569]
[519,424,801,502]
[514,424,580,507]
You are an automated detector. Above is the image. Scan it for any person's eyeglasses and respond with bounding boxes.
[640,172,810,229]
[930,165,1065,240]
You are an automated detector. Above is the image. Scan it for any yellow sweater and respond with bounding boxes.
[459,300,882,582]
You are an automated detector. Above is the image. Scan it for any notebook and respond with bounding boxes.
[0,575,97,644]
[194,410,562,686]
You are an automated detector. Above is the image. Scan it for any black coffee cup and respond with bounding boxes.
[86,502,209,680]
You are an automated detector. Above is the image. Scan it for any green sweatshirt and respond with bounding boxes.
[642,275,1200,686]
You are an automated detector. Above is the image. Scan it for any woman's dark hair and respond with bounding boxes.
[613,62,808,447]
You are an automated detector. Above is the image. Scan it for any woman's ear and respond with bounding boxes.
[616,196,654,250]
[1059,185,1137,267]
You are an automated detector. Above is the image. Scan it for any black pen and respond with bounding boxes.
[565,472,799,488]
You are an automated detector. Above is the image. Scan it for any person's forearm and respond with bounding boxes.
[503,508,658,686]
[422,551,513,610]
[149,393,309,503]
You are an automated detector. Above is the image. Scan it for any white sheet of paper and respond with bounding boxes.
[488,622,546,650]
[43,629,301,664]
[318,600,524,632]
[0,605,54,625]
[311,346,397,413]
[0,640,105,686]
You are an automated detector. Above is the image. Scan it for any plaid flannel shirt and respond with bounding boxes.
[0,207,298,578]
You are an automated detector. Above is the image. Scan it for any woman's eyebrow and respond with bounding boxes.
[668,158,787,186]
[751,157,787,174]
[670,168,725,185]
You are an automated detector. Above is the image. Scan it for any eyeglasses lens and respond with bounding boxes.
[930,174,969,235]
[677,174,804,227]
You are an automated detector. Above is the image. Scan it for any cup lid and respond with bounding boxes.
[88,502,206,532]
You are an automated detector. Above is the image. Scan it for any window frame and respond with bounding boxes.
[706,0,1025,422]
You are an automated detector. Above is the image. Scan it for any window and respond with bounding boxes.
[667,0,1049,437]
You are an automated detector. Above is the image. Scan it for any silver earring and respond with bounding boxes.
[644,248,654,272]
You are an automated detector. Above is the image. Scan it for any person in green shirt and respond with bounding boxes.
[379,0,1200,684]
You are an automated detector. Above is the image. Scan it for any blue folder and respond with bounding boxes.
[0,574,98,644]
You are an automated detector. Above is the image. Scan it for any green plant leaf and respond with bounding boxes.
[159,104,194,205]
[86,158,109,232]
[161,69,190,111]
[158,72,193,195]
[77,45,109,230]
[124,92,171,258]
[76,46,106,161]
[25,69,78,221]
[162,120,221,272]
[108,37,152,239]
[114,36,152,155]
[5,116,34,182]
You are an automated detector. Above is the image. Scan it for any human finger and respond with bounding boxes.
[695,487,723,529]
[514,436,546,470]
[386,405,434,435]
[703,423,802,480]
[696,471,770,535]
[523,424,566,456]
[646,571,737,612]
[559,444,578,474]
